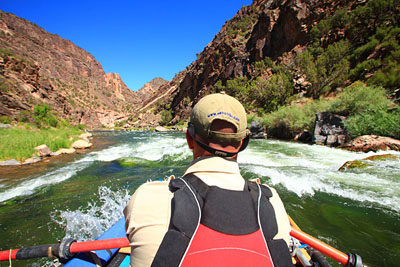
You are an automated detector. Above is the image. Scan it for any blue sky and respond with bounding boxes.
[1,0,252,91]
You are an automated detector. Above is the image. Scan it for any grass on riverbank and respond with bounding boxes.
[0,126,83,161]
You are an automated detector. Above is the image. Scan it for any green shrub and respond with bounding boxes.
[16,110,31,123]
[216,58,293,113]
[0,115,12,124]
[350,58,382,80]
[346,0,399,44]
[247,114,259,125]
[295,40,350,98]
[350,26,400,90]
[249,74,293,112]
[260,83,399,139]
[160,109,173,126]
[0,48,14,57]
[332,83,400,139]
[329,83,392,115]
[78,124,86,130]
[262,99,333,137]
[345,108,400,139]
[59,119,72,128]
[0,77,11,92]
[33,103,59,128]
[114,120,127,128]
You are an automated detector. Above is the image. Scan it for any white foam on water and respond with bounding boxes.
[78,143,134,162]
[79,134,189,162]
[2,133,399,213]
[0,161,92,203]
[132,135,189,161]
[53,186,131,241]
[0,134,189,203]
[241,140,400,212]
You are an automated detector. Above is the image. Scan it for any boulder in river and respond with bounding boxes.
[79,132,93,139]
[23,157,42,165]
[71,139,93,149]
[155,126,169,132]
[79,132,93,142]
[56,148,76,154]
[313,112,348,147]
[0,159,21,166]
[341,135,400,152]
[249,120,267,139]
[34,144,52,157]
[339,154,399,171]
[294,130,312,143]
[0,123,11,128]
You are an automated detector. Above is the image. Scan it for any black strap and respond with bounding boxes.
[152,175,292,267]
[188,122,250,157]
[184,175,260,235]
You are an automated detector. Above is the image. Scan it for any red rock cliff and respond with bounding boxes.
[0,11,141,128]
[139,0,361,125]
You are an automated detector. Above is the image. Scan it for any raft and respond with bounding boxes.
[63,217,330,267]
[64,218,130,267]
[1,217,361,266]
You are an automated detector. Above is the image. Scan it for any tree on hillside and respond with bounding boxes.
[295,40,350,99]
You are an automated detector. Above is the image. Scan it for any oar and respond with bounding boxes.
[0,237,129,262]
[289,216,363,267]
[0,229,363,266]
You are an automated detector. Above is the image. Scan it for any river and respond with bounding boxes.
[0,131,399,267]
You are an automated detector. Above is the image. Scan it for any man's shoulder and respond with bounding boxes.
[136,180,170,192]
[249,178,279,196]
[125,178,174,213]
[136,175,175,189]
[262,184,278,195]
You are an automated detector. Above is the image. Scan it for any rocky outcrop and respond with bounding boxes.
[249,120,267,139]
[137,0,357,126]
[341,135,400,152]
[104,73,141,105]
[295,131,313,143]
[137,78,168,102]
[0,11,141,127]
[313,112,348,147]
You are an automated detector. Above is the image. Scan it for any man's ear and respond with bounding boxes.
[186,130,195,149]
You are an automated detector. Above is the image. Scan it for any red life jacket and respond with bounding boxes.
[151,174,293,267]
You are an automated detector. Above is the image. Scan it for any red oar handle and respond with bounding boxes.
[69,237,129,253]
[0,249,18,261]
[0,237,131,262]
[290,227,349,265]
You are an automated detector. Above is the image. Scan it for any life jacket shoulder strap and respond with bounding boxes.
[152,176,202,267]
[152,174,292,267]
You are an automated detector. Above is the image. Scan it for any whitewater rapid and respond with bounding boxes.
[0,132,189,203]
[240,139,400,212]
[1,132,399,214]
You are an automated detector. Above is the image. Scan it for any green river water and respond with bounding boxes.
[0,131,399,266]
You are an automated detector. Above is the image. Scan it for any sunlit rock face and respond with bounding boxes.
[0,11,141,128]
